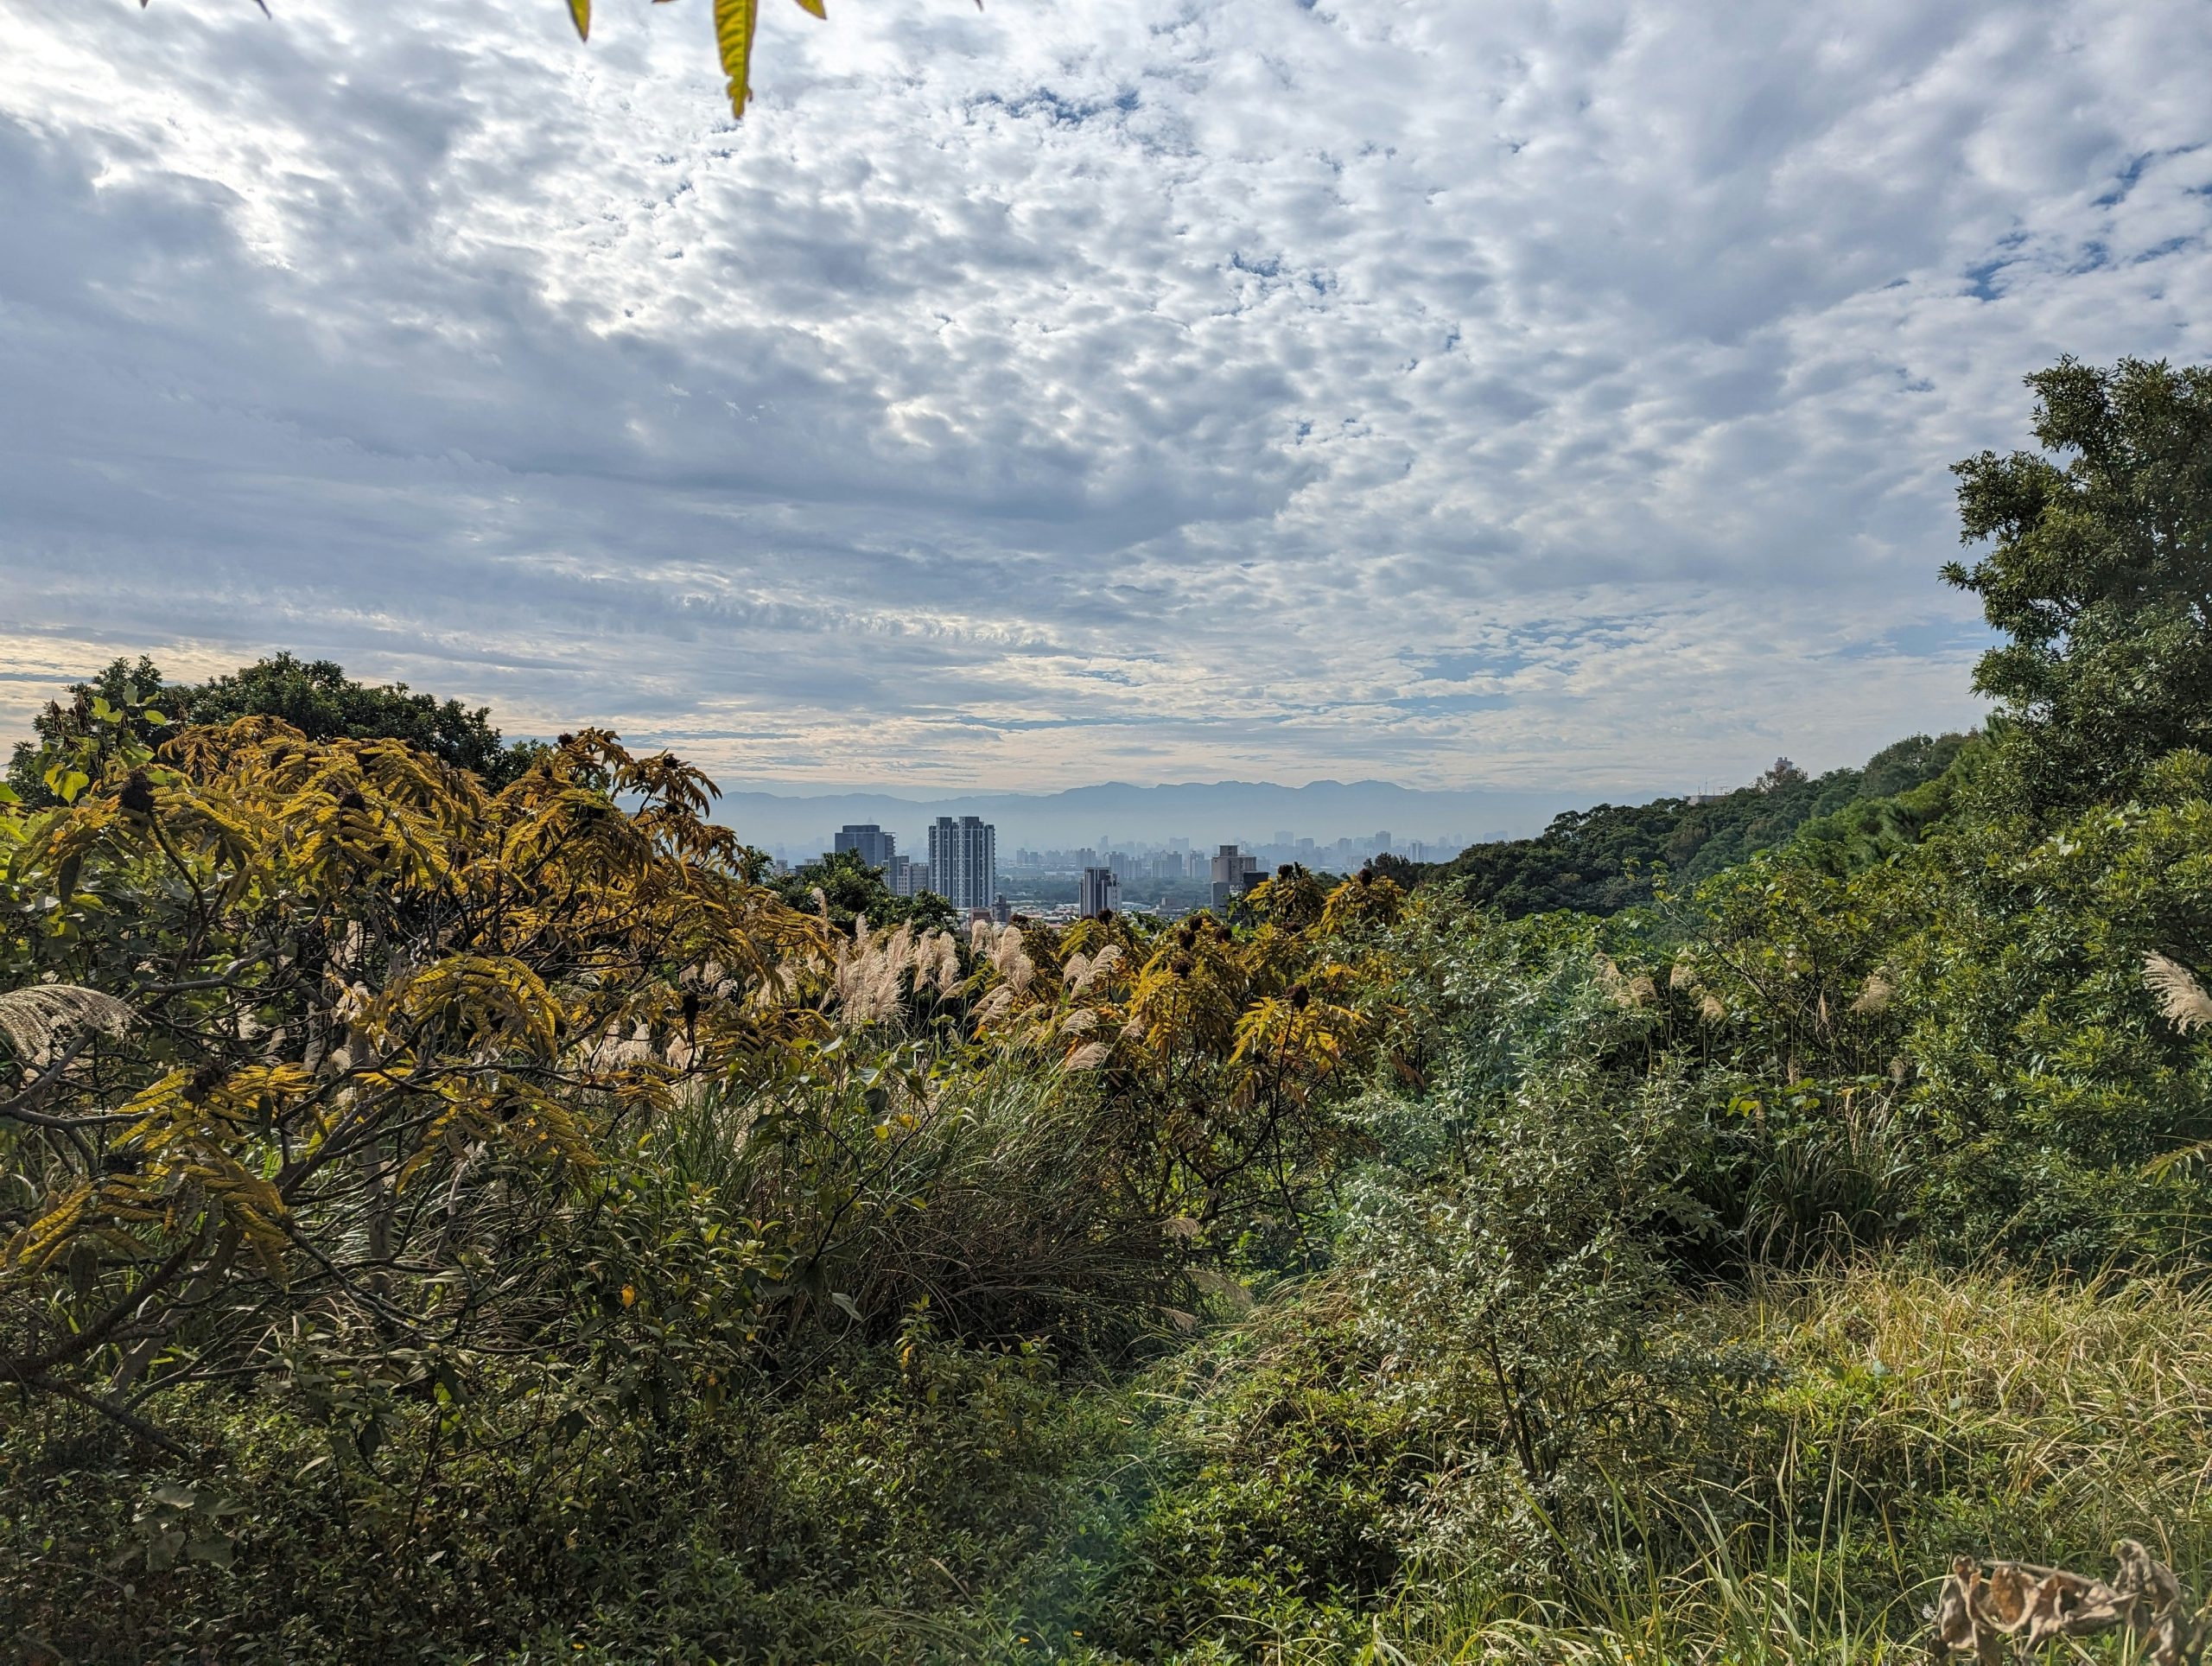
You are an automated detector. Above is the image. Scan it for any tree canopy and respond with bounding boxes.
[1948,355,2212,811]
[1429,731,1975,919]
[768,844,959,934]
[7,653,542,807]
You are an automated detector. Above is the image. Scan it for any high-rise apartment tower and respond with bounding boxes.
[927,816,997,914]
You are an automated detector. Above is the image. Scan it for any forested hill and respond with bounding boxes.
[1430,730,1975,917]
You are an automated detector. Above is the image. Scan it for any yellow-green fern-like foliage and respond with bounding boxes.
[0,718,828,1435]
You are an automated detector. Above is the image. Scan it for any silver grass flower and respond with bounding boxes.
[1069,944,1122,995]
[988,930,1035,995]
[925,931,961,994]
[1592,955,1654,1010]
[2145,952,2212,1032]
[0,982,134,1065]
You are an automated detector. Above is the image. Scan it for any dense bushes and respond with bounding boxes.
[3,1329,1132,1663]
[6,773,2212,1658]
[8,728,2212,1659]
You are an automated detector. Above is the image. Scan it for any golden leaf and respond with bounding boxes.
[714,0,760,117]
[567,0,591,39]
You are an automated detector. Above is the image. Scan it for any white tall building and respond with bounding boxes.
[927,815,996,914]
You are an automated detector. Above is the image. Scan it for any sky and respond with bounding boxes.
[3,0,2209,798]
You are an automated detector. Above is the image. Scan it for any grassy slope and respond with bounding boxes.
[1128,1264,2212,1664]
[10,1263,2203,1663]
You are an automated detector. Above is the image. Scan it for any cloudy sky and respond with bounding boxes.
[3,0,2209,796]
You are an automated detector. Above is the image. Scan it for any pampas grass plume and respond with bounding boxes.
[2145,952,2212,1033]
[0,982,134,1065]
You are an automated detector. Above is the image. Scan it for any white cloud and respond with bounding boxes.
[2,0,2208,794]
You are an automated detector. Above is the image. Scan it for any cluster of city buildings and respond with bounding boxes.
[834,817,1000,912]
[820,818,1468,924]
[1007,831,1452,876]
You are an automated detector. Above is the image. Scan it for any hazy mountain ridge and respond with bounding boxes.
[711,778,1615,854]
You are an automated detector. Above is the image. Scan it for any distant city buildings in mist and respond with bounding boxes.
[798,817,1474,922]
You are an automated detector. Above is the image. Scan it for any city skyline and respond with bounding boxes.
[823,814,1412,921]
[817,822,1453,874]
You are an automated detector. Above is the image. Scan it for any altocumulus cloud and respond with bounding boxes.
[2,0,2209,793]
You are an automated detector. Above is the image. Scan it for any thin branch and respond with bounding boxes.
[10,1368,191,1459]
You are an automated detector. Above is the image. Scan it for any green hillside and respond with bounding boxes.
[1427,731,1975,916]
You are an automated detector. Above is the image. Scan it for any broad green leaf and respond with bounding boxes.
[566,0,589,40]
[792,0,827,18]
[714,0,760,116]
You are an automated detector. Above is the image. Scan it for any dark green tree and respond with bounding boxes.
[770,845,958,934]
[7,652,543,804]
[4,656,173,807]
[174,652,540,785]
[1948,355,2212,811]
[1428,734,1972,919]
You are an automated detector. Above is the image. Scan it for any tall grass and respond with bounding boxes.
[1098,1263,2212,1666]
[654,1056,1182,1354]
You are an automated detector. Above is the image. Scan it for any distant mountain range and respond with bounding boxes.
[710,779,1623,857]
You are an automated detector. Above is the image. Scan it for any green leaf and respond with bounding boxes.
[791,0,826,16]
[566,0,589,40]
[714,0,759,116]
[0,782,20,805]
